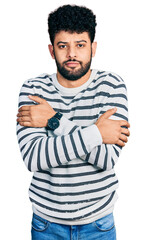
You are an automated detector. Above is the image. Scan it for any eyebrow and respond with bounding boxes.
[57,40,87,45]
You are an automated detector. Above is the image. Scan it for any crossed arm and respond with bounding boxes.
[17,94,130,172]
[17,95,130,147]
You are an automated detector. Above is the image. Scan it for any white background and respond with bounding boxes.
[0,0,146,239]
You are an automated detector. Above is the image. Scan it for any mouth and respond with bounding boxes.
[64,61,80,68]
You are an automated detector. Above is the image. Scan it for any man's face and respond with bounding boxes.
[49,31,96,81]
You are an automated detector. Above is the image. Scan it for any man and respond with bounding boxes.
[16,4,130,240]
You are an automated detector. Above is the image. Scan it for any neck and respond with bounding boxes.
[56,69,92,88]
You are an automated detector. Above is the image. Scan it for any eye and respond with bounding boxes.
[58,45,66,49]
[77,44,84,48]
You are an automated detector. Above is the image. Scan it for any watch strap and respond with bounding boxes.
[46,112,63,130]
[54,112,63,120]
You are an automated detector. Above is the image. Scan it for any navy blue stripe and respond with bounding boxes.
[22,73,125,102]
[103,145,108,170]
[22,137,40,159]
[37,138,43,171]
[54,102,128,113]
[54,137,62,166]
[45,138,52,168]
[24,77,125,96]
[19,90,127,110]
[28,79,50,84]
[115,144,122,150]
[26,76,125,96]
[61,136,71,162]
[70,111,128,121]
[111,158,115,168]
[18,101,35,108]
[70,114,99,121]
[20,136,41,153]
[56,162,89,168]
[97,71,105,74]
[28,142,37,171]
[40,169,103,178]
[30,180,118,196]
[100,111,128,121]
[85,153,91,162]
[29,188,103,205]
[25,81,52,88]
[94,146,101,167]
[33,191,116,221]
[36,75,49,79]
[69,125,78,134]
[85,81,126,93]
[20,87,57,95]
[110,93,127,100]
[74,74,123,95]
[115,112,128,121]
[18,131,46,144]
[78,131,88,155]
[30,197,99,214]
[32,173,116,187]
[17,126,27,135]
[19,91,110,107]
[69,134,80,159]
[109,73,120,82]
[78,191,116,221]
[113,146,120,157]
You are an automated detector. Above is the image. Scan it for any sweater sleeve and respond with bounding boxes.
[81,75,129,170]
[53,75,129,171]
[16,81,102,172]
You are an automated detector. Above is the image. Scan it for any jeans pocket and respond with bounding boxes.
[94,213,115,232]
[31,214,49,232]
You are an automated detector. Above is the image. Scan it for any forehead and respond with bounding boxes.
[54,31,91,44]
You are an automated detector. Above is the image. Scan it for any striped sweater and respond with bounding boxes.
[16,69,128,225]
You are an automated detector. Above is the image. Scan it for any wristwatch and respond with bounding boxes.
[46,112,63,130]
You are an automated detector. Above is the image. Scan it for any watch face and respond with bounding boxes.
[48,117,59,130]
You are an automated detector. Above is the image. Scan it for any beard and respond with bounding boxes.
[54,52,92,81]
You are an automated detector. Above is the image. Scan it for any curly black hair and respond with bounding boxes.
[48,5,97,44]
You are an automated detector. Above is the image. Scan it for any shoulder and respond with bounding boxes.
[23,73,54,87]
[20,73,55,95]
[18,73,55,107]
[93,69,127,92]
[95,69,125,84]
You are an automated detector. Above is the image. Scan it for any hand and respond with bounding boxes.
[17,95,56,127]
[95,108,130,147]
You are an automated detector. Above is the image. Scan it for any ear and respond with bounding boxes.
[48,44,55,59]
[91,42,97,57]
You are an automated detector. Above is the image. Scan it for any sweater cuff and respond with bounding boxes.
[81,124,103,152]
[54,116,78,136]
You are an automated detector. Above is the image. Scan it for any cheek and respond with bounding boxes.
[54,51,66,63]
[79,50,91,62]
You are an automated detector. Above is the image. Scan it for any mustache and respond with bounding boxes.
[63,59,81,64]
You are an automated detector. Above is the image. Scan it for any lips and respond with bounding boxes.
[65,61,80,68]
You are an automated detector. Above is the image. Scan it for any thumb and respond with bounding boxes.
[100,107,117,120]
[28,95,45,104]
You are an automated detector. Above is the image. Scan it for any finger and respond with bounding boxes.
[28,95,45,104]
[17,111,30,117]
[100,108,117,120]
[117,139,125,147]
[18,121,32,127]
[121,127,130,136]
[17,116,31,122]
[18,106,31,112]
[120,120,130,128]
[119,134,128,143]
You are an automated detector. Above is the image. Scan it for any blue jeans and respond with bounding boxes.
[31,213,116,240]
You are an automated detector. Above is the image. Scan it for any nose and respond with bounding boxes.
[66,46,77,59]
